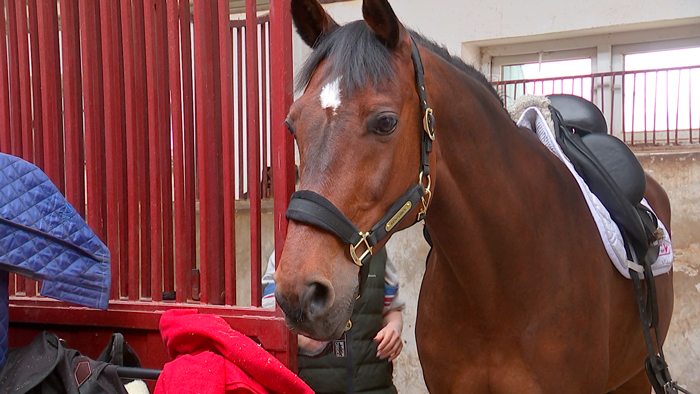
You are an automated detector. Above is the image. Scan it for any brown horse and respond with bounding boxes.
[273,0,675,392]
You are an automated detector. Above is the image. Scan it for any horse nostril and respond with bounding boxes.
[302,281,333,320]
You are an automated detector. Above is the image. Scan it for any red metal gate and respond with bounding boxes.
[0,0,296,370]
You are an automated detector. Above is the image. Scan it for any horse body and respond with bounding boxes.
[416,51,674,392]
[276,1,674,392]
[416,53,611,392]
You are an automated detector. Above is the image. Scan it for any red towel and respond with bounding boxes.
[155,309,314,394]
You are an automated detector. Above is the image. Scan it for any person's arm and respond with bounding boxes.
[374,253,405,361]
[374,308,403,361]
[261,252,277,308]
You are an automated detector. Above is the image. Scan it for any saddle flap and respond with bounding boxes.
[581,133,647,206]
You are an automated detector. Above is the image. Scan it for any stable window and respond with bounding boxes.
[491,49,595,105]
[620,46,700,142]
[483,28,699,144]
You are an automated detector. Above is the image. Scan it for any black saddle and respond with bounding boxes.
[546,94,657,263]
[548,94,608,136]
[549,94,644,204]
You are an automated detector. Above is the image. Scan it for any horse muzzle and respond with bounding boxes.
[275,278,353,340]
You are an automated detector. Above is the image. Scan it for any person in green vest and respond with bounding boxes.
[262,248,405,394]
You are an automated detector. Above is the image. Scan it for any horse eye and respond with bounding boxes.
[372,115,398,135]
[284,119,296,136]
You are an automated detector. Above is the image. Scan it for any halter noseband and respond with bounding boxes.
[285,37,435,298]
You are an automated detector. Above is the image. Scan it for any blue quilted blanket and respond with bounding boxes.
[0,153,111,308]
[0,153,112,369]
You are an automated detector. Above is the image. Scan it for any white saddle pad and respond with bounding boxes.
[515,105,673,278]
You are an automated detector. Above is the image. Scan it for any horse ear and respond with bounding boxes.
[362,0,403,49]
[291,0,339,48]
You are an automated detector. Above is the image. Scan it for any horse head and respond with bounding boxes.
[274,0,430,340]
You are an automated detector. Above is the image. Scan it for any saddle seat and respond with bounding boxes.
[547,94,657,264]
[547,94,646,208]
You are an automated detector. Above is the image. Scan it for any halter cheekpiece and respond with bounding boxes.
[285,37,434,298]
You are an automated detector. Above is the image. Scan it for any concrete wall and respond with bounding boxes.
[306,0,700,71]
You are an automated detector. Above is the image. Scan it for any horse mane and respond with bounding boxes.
[296,20,502,104]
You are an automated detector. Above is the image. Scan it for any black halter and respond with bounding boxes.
[286,37,435,298]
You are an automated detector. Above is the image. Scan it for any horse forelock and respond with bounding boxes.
[296,20,502,104]
[297,21,395,95]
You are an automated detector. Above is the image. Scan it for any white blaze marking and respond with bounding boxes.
[320,77,342,114]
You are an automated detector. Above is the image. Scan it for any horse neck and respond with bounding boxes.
[421,56,593,300]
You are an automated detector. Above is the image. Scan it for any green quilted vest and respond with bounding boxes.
[298,248,396,394]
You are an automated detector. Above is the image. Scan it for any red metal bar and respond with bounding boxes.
[26,281,37,298]
[609,74,615,135]
[121,0,141,301]
[665,71,670,145]
[260,24,269,199]
[631,73,637,144]
[8,273,15,296]
[15,0,32,163]
[114,0,130,300]
[652,71,658,144]
[194,0,225,305]
[0,0,11,154]
[246,0,262,307]
[622,74,628,143]
[643,72,648,144]
[6,0,22,157]
[9,300,293,352]
[155,0,174,296]
[167,0,187,303]
[269,0,297,369]
[37,0,64,190]
[132,0,152,299]
[642,72,649,144]
[178,0,196,293]
[688,69,693,144]
[80,0,107,241]
[219,0,237,306]
[270,0,295,278]
[144,0,163,302]
[236,28,245,199]
[27,0,43,168]
[61,0,86,217]
[101,0,123,300]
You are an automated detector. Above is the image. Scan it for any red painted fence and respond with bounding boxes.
[493,65,700,146]
[0,0,296,371]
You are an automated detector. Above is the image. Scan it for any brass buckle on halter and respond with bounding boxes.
[423,108,435,140]
[349,232,372,266]
[418,172,432,220]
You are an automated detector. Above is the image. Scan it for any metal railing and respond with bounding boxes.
[493,65,700,146]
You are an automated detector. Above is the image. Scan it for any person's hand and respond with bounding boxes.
[374,311,403,361]
[298,335,329,356]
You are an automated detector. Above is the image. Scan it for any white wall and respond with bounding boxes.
[303,0,700,71]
